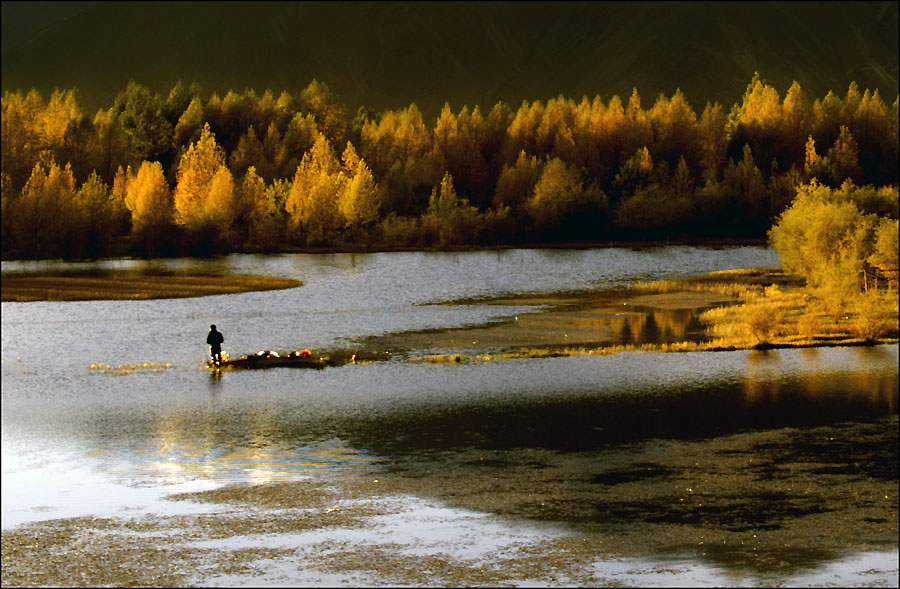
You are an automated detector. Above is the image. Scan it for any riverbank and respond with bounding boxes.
[350,267,899,364]
[1,237,768,263]
[0,270,301,302]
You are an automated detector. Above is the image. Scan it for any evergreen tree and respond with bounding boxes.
[111,81,172,163]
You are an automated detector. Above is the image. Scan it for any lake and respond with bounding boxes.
[2,246,897,587]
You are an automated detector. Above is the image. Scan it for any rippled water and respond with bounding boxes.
[2,246,897,586]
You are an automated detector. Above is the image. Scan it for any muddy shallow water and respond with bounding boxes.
[2,247,898,586]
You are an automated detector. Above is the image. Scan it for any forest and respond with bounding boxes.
[1,74,898,262]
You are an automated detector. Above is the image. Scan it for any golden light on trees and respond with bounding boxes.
[174,123,235,236]
[286,133,342,244]
[338,142,381,234]
[125,160,172,237]
[0,74,897,259]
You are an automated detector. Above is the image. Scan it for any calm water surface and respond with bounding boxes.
[2,246,897,586]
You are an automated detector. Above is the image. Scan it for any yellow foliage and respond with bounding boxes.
[286,134,343,243]
[174,123,235,235]
[125,161,171,232]
[339,150,380,231]
[204,166,237,233]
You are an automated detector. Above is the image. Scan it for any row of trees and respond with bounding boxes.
[2,74,898,258]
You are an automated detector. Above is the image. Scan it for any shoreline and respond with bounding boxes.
[0,237,768,264]
[3,263,896,357]
[349,267,898,363]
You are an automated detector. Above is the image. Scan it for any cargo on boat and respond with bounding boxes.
[210,350,328,370]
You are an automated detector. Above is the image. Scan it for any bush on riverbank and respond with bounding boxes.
[766,180,898,332]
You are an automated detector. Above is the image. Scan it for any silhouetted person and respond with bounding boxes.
[207,324,224,365]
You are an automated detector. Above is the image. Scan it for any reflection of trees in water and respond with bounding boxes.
[640,312,660,342]
[619,319,633,344]
[743,362,897,414]
[613,307,711,344]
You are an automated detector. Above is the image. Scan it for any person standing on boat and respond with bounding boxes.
[207,324,224,365]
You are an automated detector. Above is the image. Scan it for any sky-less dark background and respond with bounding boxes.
[2,1,898,121]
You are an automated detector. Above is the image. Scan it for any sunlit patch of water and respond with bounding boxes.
[93,440,381,487]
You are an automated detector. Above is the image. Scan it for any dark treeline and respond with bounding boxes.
[1,73,898,259]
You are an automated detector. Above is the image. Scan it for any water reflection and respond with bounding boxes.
[611,305,711,344]
[2,248,895,580]
[207,369,223,391]
[325,360,897,575]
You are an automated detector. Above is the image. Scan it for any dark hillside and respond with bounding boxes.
[2,1,897,120]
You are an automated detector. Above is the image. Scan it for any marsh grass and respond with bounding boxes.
[419,268,898,364]
[420,342,725,364]
[1,271,302,301]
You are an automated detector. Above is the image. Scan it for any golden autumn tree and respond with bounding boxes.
[73,171,118,258]
[671,156,694,199]
[238,166,272,248]
[780,81,812,168]
[338,142,381,237]
[503,99,545,163]
[172,96,204,152]
[11,160,79,258]
[624,88,652,159]
[360,104,435,215]
[39,89,81,149]
[1,90,44,191]
[125,160,174,256]
[728,73,782,169]
[526,158,583,232]
[612,146,654,201]
[722,144,769,227]
[228,125,264,179]
[647,89,699,170]
[424,171,479,245]
[827,125,863,184]
[804,136,818,177]
[697,102,728,184]
[286,133,343,244]
[493,150,543,214]
[431,104,493,207]
[299,79,348,149]
[207,167,238,234]
[174,123,238,246]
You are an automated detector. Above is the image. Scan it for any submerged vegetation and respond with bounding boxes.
[1,74,897,259]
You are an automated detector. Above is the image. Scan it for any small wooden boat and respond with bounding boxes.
[210,350,328,370]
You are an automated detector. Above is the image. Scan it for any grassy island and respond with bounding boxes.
[1,270,301,302]
[411,267,899,365]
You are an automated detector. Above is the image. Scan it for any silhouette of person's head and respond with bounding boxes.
[210,324,217,331]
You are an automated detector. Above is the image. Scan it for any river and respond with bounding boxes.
[2,246,897,586]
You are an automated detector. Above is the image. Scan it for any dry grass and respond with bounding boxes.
[418,269,898,364]
[1,271,302,302]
